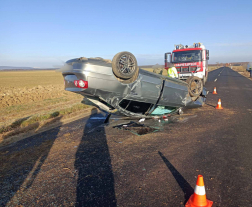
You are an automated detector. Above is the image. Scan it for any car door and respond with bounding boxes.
[124,69,163,105]
[158,77,188,107]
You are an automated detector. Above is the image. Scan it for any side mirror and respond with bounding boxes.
[164,52,171,68]
[206,50,209,60]
[169,54,172,63]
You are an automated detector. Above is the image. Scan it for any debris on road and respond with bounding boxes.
[162,115,169,121]
[113,121,158,136]
[138,118,145,122]
[112,116,176,136]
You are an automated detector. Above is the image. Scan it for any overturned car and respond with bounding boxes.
[60,52,206,118]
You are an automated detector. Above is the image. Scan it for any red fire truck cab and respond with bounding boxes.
[165,43,209,85]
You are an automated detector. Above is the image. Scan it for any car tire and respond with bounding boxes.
[112,51,139,80]
[187,76,203,97]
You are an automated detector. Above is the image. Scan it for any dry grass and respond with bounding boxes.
[231,65,247,72]
[231,64,251,79]
[0,70,92,141]
[0,70,63,88]
[208,66,219,71]
[0,103,90,135]
[0,70,85,119]
[142,67,168,76]
[0,70,78,109]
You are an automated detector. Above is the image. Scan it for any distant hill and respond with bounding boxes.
[0,66,57,71]
[209,62,249,66]
[0,66,35,70]
[229,62,248,66]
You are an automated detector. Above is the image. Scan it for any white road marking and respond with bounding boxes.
[214,79,217,82]
[218,74,220,76]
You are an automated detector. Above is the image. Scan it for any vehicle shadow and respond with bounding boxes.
[0,118,62,206]
[75,110,117,207]
[158,151,194,204]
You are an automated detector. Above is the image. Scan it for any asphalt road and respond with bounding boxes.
[1,67,252,207]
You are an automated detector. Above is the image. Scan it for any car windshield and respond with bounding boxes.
[172,50,202,63]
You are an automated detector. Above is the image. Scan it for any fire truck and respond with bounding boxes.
[165,43,209,85]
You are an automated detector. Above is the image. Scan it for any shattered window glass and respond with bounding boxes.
[150,106,177,115]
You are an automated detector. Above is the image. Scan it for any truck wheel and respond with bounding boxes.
[112,51,139,79]
[187,76,203,97]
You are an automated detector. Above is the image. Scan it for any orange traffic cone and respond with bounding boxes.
[212,87,217,94]
[216,99,223,109]
[185,175,213,207]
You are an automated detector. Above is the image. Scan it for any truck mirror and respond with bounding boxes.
[206,50,209,60]
[164,52,171,67]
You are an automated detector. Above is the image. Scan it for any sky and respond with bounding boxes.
[0,0,252,68]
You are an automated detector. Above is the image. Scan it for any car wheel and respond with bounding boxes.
[112,51,139,79]
[187,76,203,97]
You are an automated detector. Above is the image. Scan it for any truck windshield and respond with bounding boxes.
[172,50,202,63]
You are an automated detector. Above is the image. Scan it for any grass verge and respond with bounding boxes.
[231,65,251,79]
[0,103,91,137]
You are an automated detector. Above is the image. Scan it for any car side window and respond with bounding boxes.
[119,99,153,114]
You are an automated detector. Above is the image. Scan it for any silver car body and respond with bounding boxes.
[62,58,206,118]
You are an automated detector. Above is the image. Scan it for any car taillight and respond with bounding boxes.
[74,79,88,88]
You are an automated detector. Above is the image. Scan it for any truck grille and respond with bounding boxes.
[176,66,197,73]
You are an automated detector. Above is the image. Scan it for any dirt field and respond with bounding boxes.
[0,70,79,108]
[0,70,86,138]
